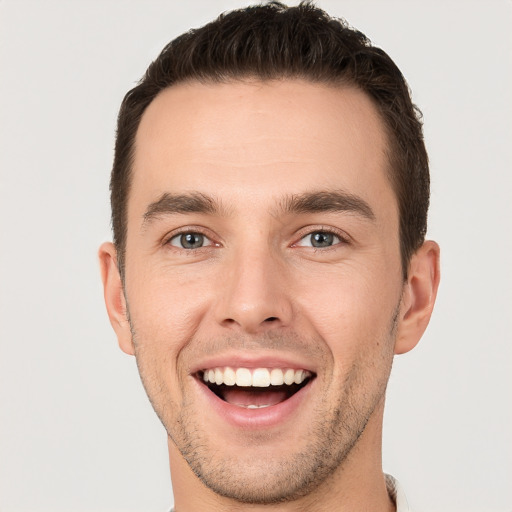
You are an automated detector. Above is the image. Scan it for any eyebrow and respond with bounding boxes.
[141,189,375,228]
[278,190,375,220]
[142,192,226,227]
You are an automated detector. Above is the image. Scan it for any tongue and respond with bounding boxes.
[222,388,289,407]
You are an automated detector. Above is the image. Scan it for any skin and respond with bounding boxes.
[100,80,440,511]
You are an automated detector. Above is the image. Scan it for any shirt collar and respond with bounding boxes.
[386,474,412,512]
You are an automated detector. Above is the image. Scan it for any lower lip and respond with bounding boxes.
[194,377,314,429]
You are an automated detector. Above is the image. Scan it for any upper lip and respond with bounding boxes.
[189,352,317,375]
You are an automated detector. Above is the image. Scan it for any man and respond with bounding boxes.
[99,2,440,510]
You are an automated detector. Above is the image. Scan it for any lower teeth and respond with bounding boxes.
[245,404,270,409]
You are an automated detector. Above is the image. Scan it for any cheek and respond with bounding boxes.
[126,272,211,405]
[124,264,212,353]
[292,262,400,358]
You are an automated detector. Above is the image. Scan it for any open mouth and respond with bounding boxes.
[198,367,314,409]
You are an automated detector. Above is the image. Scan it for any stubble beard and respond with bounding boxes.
[172,367,391,504]
[129,307,398,505]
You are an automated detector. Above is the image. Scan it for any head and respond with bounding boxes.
[110,1,429,282]
[100,2,439,508]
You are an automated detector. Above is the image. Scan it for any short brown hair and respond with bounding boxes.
[111,1,429,279]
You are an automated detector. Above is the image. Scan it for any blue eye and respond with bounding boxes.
[297,231,341,248]
[169,232,211,249]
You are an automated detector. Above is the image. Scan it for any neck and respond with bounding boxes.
[168,398,394,512]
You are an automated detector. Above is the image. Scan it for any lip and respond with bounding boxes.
[189,352,316,374]
[192,371,315,429]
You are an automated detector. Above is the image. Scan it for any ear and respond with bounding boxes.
[98,242,135,355]
[394,240,440,355]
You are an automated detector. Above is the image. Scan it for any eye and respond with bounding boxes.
[296,231,342,248]
[168,232,212,249]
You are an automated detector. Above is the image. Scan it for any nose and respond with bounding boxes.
[214,245,293,334]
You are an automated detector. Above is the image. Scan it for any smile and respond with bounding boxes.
[199,367,314,409]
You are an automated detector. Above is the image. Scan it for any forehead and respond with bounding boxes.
[130,79,395,220]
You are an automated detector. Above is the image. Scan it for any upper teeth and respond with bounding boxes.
[202,367,311,387]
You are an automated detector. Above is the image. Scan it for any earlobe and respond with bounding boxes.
[98,242,135,356]
[394,240,441,355]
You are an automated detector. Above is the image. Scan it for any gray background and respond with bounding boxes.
[1,1,511,510]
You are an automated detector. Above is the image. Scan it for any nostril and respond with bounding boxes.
[220,316,281,330]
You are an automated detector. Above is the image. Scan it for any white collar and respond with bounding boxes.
[386,474,412,512]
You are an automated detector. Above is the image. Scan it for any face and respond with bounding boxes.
[115,80,407,503]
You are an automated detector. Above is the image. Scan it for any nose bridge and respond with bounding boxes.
[216,241,292,332]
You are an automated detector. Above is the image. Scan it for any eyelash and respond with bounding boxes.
[294,226,350,249]
[163,226,350,252]
[164,228,217,250]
